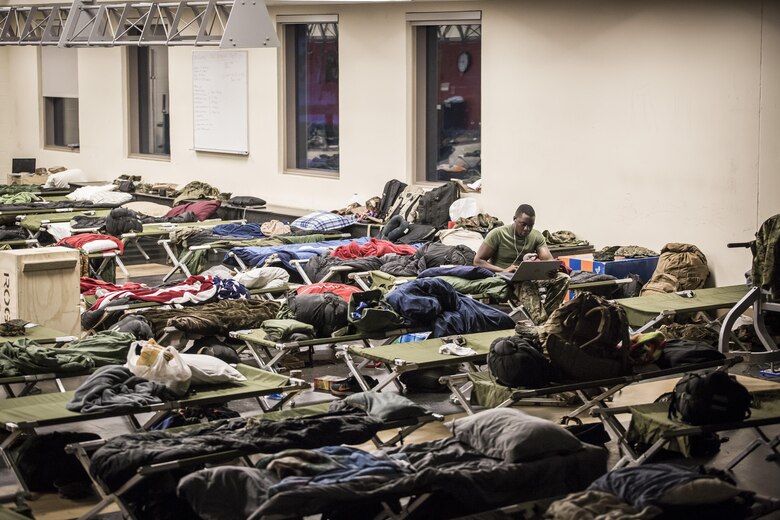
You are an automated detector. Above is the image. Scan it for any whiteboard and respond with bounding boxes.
[192,50,248,155]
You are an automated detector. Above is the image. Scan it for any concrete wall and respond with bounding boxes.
[1,0,778,285]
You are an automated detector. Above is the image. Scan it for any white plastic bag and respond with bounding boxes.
[127,341,192,396]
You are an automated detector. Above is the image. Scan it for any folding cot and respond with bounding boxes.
[118,218,246,277]
[230,326,425,373]
[162,231,351,282]
[0,364,307,495]
[616,285,750,333]
[223,235,366,272]
[719,287,780,364]
[0,325,80,397]
[592,388,780,469]
[70,398,444,519]
[339,329,514,393]
[169,428,607,520]
[443,356,742,423]
[18,209,112,238]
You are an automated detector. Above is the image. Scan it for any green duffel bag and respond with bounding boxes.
[348,290,405,335]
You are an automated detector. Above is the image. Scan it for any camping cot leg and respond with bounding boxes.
[69,445,108,499]
[632,313,666,335]
[78,473,146,520]
[54,377,66,393]
[340,350,382,391]
[141,411,169,430]
[130,238,150,261]
[242,341,273,372]
[114,256,129,277]
[615,438,668,468]
[353,274,372,291]
[0,430,32,497]
[160,241,188,282]
[124,414,143,431]
[593,407,641,467]
[725,427,779,471]
[718,287,760,355]
[2,384,15,398]
[561,383,628,423]
[446,377,475,415]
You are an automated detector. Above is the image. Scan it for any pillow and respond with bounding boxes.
[88,191,133,205]
[448,408,582,462]
[228,196,266,207]
[659,478,741,506]
[44,168,84,188]
[343,391,428,421]
[124,201,170,217]
[166,200,221,221]
[66,184,116,201]
[80,239,119,253]
[179,353,246,385]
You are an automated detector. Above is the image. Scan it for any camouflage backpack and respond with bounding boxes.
[543,292,632,381]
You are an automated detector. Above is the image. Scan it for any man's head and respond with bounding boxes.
[513,204,536,238]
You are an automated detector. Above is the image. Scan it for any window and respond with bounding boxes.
[283,19,339,174]
[40,47,80,150]
[128,47,170,157]
[413,15,481,183]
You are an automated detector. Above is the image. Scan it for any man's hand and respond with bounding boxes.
[522,253,538,262]
[503,264,518,273]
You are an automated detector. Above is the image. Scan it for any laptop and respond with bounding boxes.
[499,260,563,283]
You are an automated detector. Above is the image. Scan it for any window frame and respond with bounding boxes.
[409,11,482,185]
[279,14,340,178]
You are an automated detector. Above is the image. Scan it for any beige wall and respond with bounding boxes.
[2,0,778,285]
[0,48,9,170]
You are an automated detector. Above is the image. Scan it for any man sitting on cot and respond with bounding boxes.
[474,203,569,324]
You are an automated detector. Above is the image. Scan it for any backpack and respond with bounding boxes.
[488,336,557,388]
[640,243,709,296]
[414,181,461,229]
[544,292,632,381]
[668,371,752,425]
[657,339,725,369]
[377,179,407,220]
[348,290,405,335]
[386,186,425,223]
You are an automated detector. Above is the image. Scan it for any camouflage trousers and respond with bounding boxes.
[513,272,570,325]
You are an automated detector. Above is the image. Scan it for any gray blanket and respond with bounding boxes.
[66,365,171,414]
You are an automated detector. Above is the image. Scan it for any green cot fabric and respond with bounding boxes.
[0,364,294,427]
[246,403,331,426]
[59,330,135,366]
[368,271,415,293]
[618,285,749,327]
[0,506,30,520]
[433,275,511,303]
[468,370,515,408]
[347,329,512,367]
[626,389,780,458]
[0,192,40,204]
[3,325,71,344]
[20,209,111,232]
[260,319,316,343]
[0,339,94,377]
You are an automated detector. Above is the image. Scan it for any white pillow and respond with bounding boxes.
[179,353,247,385]
[89,191,133,205]
[80,239,119,253]
[233,267,290,289]
[66,184,116,201]
[45,168,84,188]
[124,201,170,217]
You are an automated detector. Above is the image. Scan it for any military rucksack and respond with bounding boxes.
[377,179,407,220]
[544,292,632,381]
[348,290,405,335]
[414,181,461,229]
[668,371,752,425]
[386,186,425,223]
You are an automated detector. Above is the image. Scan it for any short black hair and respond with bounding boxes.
[514,204,535,218]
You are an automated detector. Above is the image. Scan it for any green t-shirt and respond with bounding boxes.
[483,225,546,268]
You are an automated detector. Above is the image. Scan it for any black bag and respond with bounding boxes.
[377,179,407,220]
[395,224,437,245]
[414,181,461,229]
[668,370,752,425]
[348,290,405,334]
[657,339,725,369]
[228,195,266,207]
[400,366,457,392]
[16,431,101,492]
[487,336,556,389]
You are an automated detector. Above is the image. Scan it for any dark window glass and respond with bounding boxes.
[288,23,339,172]
[422,24,481,183]
[129,47,170,156]
[44,97,79,149]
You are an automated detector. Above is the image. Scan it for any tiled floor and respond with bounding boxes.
[3,261,779,519]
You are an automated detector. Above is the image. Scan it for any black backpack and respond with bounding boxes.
[414,181,460,229]
[657,339,725,369]
[377,179,407,220]
[488,336,557,389]
[668,371,752,425]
